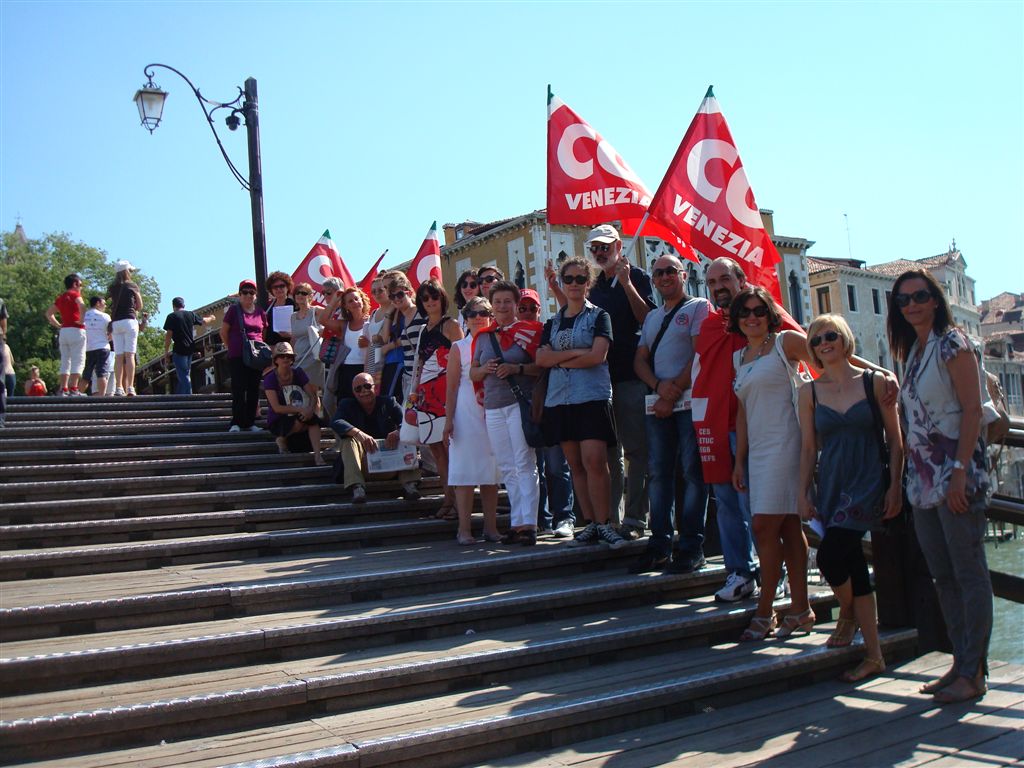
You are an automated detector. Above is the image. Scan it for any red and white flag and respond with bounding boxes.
[546,86,697,262]
[647,87,783,300]
[290,229,355,305]
[357,250,388,310]
[410,221,443,289]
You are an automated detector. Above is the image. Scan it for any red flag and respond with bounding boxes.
[357,250,388,310]
[546,87,697,262]
[648,86,782,301]
[290,229,355,305]
[410,221,442,289]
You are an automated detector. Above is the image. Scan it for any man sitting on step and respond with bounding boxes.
[330,372,421,503]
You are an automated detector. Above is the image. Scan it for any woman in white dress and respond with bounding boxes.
[731,286,819,642]
[443,296,501,545]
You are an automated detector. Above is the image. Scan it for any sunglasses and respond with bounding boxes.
[462,281,479,290]
[652,267,683,278]
[894,289,933,308]
[353,383,374,393]
[809,330,841,348]
[294,290,311,296]
[389,291,409,301]
[480,275,499,283]
[465,310,492,319]
[562,274,588,285]
[240,290,256,296]
[420,291,441,301]
[589,243,612,254]
[517,304,538,313]
[736,305,769,318]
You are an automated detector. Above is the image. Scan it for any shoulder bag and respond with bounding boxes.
[233,304,272,371]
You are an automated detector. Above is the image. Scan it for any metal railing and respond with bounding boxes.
[986,417,1024,602]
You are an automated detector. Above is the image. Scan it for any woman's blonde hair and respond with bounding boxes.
[340,287,371,320]
[806,313,856,367]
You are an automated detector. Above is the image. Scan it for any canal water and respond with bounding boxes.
[987,535,1023,665]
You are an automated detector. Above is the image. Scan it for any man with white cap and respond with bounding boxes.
[584,224,654,539]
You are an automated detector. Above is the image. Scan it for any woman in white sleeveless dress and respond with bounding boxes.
[443,296,501,545]
[730,286,818,642]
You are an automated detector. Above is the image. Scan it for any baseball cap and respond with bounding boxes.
[585,224,621,244]
[114,259,136,273]
[238,279,257,293]
[519,289,541,306]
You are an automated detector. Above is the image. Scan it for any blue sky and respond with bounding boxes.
[1,1,1021,317]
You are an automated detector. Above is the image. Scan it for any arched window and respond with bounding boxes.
[788,271,804,325]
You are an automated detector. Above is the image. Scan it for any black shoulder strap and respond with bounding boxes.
[863,370,885,443]
[648,300,686,372]
[487,332,529,405]
[811,380,818,407]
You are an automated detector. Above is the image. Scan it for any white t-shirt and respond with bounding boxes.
[84,308,112,351]
[343,324,369,365]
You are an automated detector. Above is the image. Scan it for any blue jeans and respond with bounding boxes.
[711,431,756,579]
[538,444,574,530]
[173,353,193,395]
[645,409,707,557]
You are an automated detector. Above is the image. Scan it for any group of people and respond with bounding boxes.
[212,223,993,702]
[41,260,146,397]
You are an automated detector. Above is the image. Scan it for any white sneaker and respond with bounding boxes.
[715,573,757,603]
[126,387,137,397]
[229,425,241,433]
[115,388,125,397]
[351,485,367,503]
[248,425,263,432]
[553,520,575,539]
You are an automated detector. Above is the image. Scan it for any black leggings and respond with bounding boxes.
[229,357,262,429]
[817,527,873,597]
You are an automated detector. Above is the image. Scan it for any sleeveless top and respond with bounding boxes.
[812,382,886,531]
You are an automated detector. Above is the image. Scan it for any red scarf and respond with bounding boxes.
[470,319,543,402]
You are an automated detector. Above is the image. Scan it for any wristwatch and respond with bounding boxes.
[951,459,966,471]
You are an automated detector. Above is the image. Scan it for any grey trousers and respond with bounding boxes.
[608,378,649,530]
[913,501,993,677]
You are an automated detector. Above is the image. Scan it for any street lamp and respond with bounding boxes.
[134,64,268,306]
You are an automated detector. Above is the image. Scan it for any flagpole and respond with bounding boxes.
[621,211,651,263]
[544,84,555,311]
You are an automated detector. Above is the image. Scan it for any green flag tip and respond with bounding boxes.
[431,221,437,229]
[705,85,714,98]
[322,229,332,238]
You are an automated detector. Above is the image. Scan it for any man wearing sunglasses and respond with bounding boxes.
[330,372,421,503]
[585,224,655,540]
[630,255,713,574]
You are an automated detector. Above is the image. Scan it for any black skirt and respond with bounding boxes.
[542,399,617,446]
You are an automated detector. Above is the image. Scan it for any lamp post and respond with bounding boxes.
[134,64,268,306]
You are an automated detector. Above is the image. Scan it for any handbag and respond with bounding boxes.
[862,369,891,492]
[487,333,545,449]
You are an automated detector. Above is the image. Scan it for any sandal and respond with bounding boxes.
[920,667,959,694]
[933,672,987,704]
[775,608,816,638]
[456,533,477,546]
[740,614,777,642]
[482,531,502,543]
[841,656,885,683]
[826,618,858,648]
[435,505,458,521]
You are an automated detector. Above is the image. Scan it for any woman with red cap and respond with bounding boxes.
[220,279,268,432]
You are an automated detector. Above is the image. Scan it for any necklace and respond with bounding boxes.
[742,333,773,365]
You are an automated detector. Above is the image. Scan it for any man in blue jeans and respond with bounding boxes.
[163,297,215,395]
[629,255,713,574]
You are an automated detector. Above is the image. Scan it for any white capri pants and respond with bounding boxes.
[111,318,139,355]
[58,327,87,375]
[485,402,539,529]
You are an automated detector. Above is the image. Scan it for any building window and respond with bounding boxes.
[817,286,831,314]
[872,288,882,315]
[885,290,892,310]
[847,285,858,312]
[788,271,803,325]
[455,227,464,241]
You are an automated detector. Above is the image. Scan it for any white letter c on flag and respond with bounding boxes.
[687,139,762,229]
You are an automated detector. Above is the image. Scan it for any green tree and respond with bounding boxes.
[0,230,163,390]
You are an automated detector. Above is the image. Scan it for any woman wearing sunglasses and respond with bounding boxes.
[797,314,903,682]
[889,269,992,704]
[453,269,481,332]
[536,257,624,549]
[288,282,324,392]
[366,273,392,386]
[408,280,463,519]
[729,286,818,641]
[265,271,295,346]
[220,279,268,432]
[377,273,423,401]
[443,296,501,544]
